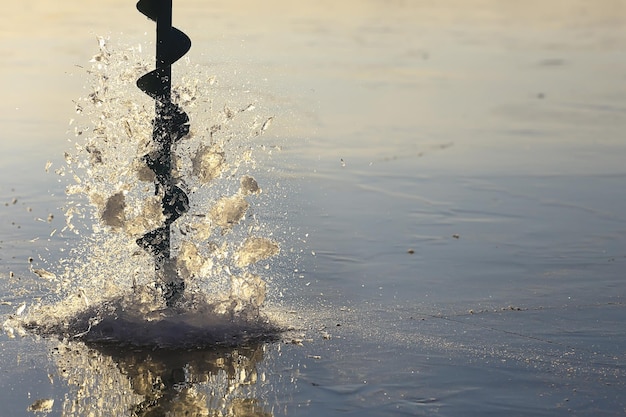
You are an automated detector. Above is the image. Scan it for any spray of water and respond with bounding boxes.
[5,38,286,347]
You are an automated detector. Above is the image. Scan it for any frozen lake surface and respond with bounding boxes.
[1,1,626,415]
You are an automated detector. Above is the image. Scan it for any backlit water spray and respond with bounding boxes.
[4,0,287,348]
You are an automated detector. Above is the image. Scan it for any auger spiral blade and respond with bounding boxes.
[136,0,191,307]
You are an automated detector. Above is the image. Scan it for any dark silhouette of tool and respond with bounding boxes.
[135,0,191,306]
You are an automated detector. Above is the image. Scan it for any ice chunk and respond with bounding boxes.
[176,241,212,279]
[261,116,273,132]
[32,269,57,281]
[192,145,226,183]
[16,303,26,316]
[101,191,126,228]
[209,195,249,231]
[234,237,279,268]
[27,399,54,413]
[240,175,260,195]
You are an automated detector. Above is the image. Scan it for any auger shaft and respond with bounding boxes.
[136,0,191,306]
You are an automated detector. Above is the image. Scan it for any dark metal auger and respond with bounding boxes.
[135,0,191,306]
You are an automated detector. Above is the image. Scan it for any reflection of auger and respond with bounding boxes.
[135,0,191,306]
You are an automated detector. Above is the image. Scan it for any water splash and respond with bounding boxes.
[7,37,286,347]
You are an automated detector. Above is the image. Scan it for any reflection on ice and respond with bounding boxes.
[53,338,272,416]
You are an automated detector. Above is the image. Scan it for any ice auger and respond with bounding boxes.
[135,0,191,306]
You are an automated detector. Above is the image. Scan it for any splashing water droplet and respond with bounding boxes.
[15,39,288,348]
